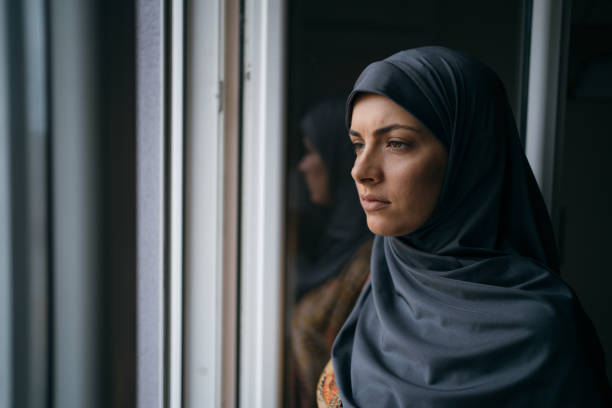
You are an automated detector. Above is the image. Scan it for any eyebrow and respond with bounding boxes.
[349,124,421,137]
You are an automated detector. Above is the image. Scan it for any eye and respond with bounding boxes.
[387,140,412,151]
[351,141,364,153]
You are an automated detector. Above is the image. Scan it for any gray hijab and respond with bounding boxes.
[331,47,611,407]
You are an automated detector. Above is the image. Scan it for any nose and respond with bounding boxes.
[298,154,310,173]
[351,147,381,184]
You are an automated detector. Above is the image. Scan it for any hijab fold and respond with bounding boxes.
[332,47,610,407]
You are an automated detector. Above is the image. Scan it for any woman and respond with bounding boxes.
[290,98,373,408]
[317,47,611,407]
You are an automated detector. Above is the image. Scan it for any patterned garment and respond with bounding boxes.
[317,359,342,408]
[290,239,372,408]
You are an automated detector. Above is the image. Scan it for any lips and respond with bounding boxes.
[360,194,391,211]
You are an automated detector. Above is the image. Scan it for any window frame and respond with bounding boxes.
[239,0,287,407]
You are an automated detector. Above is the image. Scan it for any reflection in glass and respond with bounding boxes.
[288,98,372,408]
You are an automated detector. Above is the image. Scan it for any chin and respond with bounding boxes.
[366,216,416,237]
[309,192,323,206]
[366,218,397,236]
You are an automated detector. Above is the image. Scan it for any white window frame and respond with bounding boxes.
[525,0,569,211]
[182,0,226,407]
[0,1,11,405]
[166,0,186,407]
[239,0,287,407]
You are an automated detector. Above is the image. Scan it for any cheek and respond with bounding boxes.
[382,155,446,233]
[424,152,447,197]
[307,160,331,197]
[396,154,444,198]
[387,162,425,203]
[310,162,326,183]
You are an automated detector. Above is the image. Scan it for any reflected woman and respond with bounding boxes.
[291,98,373,408]
[317,47,612,407]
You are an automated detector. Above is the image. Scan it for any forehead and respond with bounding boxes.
[350,93,421,130]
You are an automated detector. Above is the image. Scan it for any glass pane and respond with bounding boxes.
[556,0,612,384]
[283,1,530,406]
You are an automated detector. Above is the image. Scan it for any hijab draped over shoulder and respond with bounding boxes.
[331,47,611,407]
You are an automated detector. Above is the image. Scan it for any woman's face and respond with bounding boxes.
[298,137,331,206]
[349,93,447,236]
